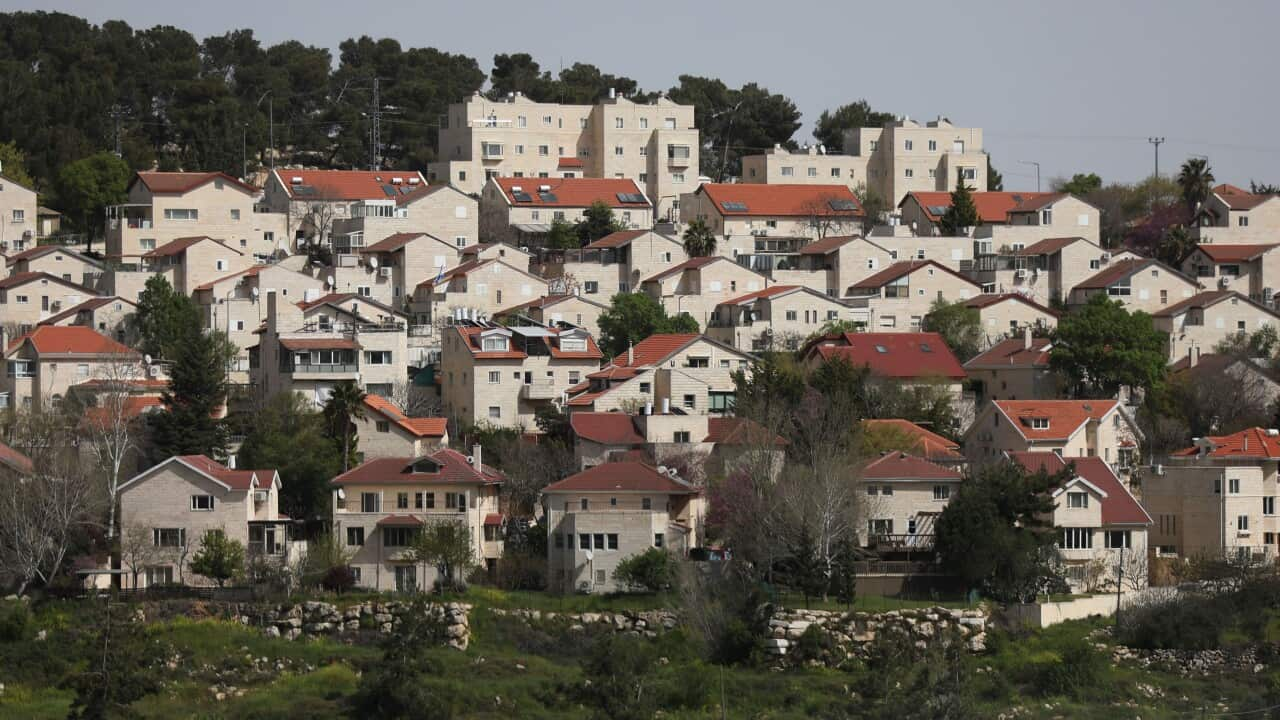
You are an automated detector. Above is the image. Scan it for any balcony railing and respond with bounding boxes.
[520,380,558,400]
[289,363,359,374]
[408,325,436,337]
[869,533,935,551]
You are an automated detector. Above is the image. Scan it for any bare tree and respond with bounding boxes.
[118,525,163,589]
[801,193,860,239]
[388,378,443,418]
[289,200,341,257]
[80,355,147,539]
[0,459,101,594]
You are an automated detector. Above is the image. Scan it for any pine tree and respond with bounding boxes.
[939,167,980,236]
[831,534,860,609]
[792,524,826,607]
[148,327,233,461]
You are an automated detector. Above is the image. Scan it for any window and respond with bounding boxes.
[868,519,893,536]
[1104,530,1131,549]
[781,167,794,177]
[831,168,841,178]
[488,371,501,384]
[904,139,913,151]
[933,485,951,500]
[608,533,619,550]
[615,117,624,128]
[1239,216,1250,227]
[538,145,549,156]
[424,493,435,509]
[482,337,508,351]
[396,492,409,510]
[383,527,417,547]
[639,382,651,394]
[1229,478,1241,494]
[962,167,977,180]
[347,527,365,546]
[687,356,709,368]
[153,528,186,548]
[1238,515,1250,531]
[1067,492,1089,508]
[642,497,652,510]
[1030,418,1050,430]
[1265,497,1276,516]
[229,209,240,221]
[579,533,590,549]
[866,485,879,496]
[363,350,392,365]
[360,492,380,513]
[163,208,198,221]
[674,431,691,443]
[654,533,664,548]
[357,286,371,297]
[488,406,501,420]
[614,145,624,156]
[190,495,214,511]
[881,485,894,496]
[904,168,914,178]
[928,140,937,151]
[1060,527,1093,549]
[12,209,25,223]
[807,167,817,177]
[786,310,798,321]
[672,172,685,183]
[682,394,695,409]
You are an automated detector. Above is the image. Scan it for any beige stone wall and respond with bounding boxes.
[849,267,978,330]
[1191,197,1280,245]
[641,261,769,328]
[171,240,254,296]
[1069,268,1200,314]
[830,239,895,295]
[0,276,95,328]
[857,479,958,545]
[12,252,101,287]
[415,261,550,324]
[869,235,974,273]
[846,120,986,205]
[974,302,1058,347]
[0,179,37,253]
[740,147,869,189]
[10,354,140,409]
[966,405,1137,471]
[528,296,607,337]
[1155,297,1280,361]
[109,180,287,258]
[968,366,1061,404]
[708,290,849,352]
[1146,461,1279,559]
[352,414,446,460]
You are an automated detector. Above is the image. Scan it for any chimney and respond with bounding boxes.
[1023,325,1032,350]
[608,87,616,99]
[627,342,634,366]
[471,444,483,471]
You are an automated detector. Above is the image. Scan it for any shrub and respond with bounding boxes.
[614,548,675,593]
[1028,635,1107,698]
[1117,593,1227,650]
[321,565,356,593]
[789,624,839,665]
[0,601,32,642]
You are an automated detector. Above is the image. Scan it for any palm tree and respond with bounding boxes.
[682,219,717,258]
[1177,157,1215,216]
[323,381,367,471]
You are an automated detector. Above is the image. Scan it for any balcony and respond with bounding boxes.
[481,143,505,160]
[667,147,692,167]
[290,362,359,375]
[520,380,558,401]
[869,533,935,551]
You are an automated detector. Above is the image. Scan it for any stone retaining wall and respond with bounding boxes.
[263,600,471,650]
[488,608,680,637]
[763,606,989,661]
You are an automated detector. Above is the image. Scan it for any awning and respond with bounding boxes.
[483,513,503,526]
[376,514,423,526]
[280,337,361,351]
[512,223,552,234]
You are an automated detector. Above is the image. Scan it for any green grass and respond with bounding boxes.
[0,684,73,720]
[149,616,379,667]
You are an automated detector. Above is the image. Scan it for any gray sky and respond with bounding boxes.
[5,0,1277,190]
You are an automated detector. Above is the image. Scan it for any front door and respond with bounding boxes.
[394,565,417,592]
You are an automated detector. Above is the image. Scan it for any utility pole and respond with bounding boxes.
[1148,136,1165,179]
[1019,160,1041,192]
[366,78,401,171]
[108,104,130,158]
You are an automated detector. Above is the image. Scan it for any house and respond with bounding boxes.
[707,285,852,352]
[36,206,61,240]
[545,229,686,298]
[785,235,896,297]
[1146,427,1280,561]
[354,394,449,460]
[1007,452,1151,591]
[859,452,963,553]
[861,418,965,466]
[679,183,863,243]
[961,293,1058,347]
[139,236,254,298]
[0,271,98,330]
[566,333,752,415]
[964,332,1059,405]
[844,117,988,206]
[261,169,429,251]
[568,411,786,473]
[1068,258,1202,314]
[862,228,977,274]
[428,91,697,219]
[105,171,287,259]
[459,242,533,273]
[37,296,137,343]
[0,172,38,253]
[1169,351,1280,410]
[329,183,478,257]
[965,399,1141,472]
[740,144,871,191]
[2,326,142,410]
[440,324,603,430]
[639,256,770,328]
[1152,291,1280,362]
[493,293,609,338]
[479,177,654,248]
[844,260,981,331]
[1180,243,1280,304]
[899,191,1099,245]
[973,236,1127,302]
[6,246,103,289]
[117,455,298,587]
[542,461,703,593]
[410,258,550,326]
[354,232,468,305]
[329,447,505,591]
[1190,184,1280,245]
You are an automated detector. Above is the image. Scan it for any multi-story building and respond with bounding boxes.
[459,242,533,273]
[568,411,785,473]
[0,172,37,254]
[858,452,963,552]
[566,333,752,415]
[1151,290,1280,362]
[1147,427,1280,561]
[639,256,771,328]
[351,232,467,306]
[354,394,449,460]
[899,191,1100,245]
[741,144,870,189]
[37,296,137,343]
[543,461,703,593]
[544,229,685,298]
[329,447,505,590]
[707,285,852,351]
[964,333,1059,406]
[329,183,478,257]
[680,183,864,243]
[260,169,429,251]
[1190,184,1280,245]
[846,117,987,206]
[117,454,298,588]
[863,227,977,274]
[410,258,550,326]
[493,293,610,338]
[974,236,1128,302]
[6,246,103,288]
[0,271,98,329]
[1,326,142,410]
[440,323,602,431]
[429,91,698,219]
[1180,243,1280,304]
[479,177,653,248]
[1068,258,1203,314]
[141,236,255,297]
[844,260,981,330]
[965,399,1141,472]
[105,171,287,259]
[961,293,1058,347]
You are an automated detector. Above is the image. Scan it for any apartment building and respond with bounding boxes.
[974,236,1124,302]
[105,171,286,259]
[349,232,464,305]
[493,294,609,338]
[680,183,863,243]
[2,326,141,409]
[1190,184,1280,245]
[1008,452,1151,592]
[0,271,98,329]
[117,455,296,588]
[1151,291,1280,362]
[964,333,1059,406]
[961,293,1059,347]
[858,452,963,552]
[37,296,137,342]
[329,183,478,256]
[0,172,37,253]
[844,260,980,330]
[756,235,894,297]
[479,177,653,248]
[459,242,532,272]
[741,144,869,189]
[6,246,103,289]
[566,334,751,415]
[354,394,448,460]
[329,447,505,590]
[861,418,965,466]
[440,324,602,430]
[142,236,255,298]
[429,91,697,219]
[568,411,785,473]
[640,256,770,328]
[707,285,852,352]
[544,229,685,297]
[410,258,550,326]
[965,399,1140,471]
[845,117,987,206]
[1180,244,1280,303]
[1169,351,1280,411]
[543,461,703,594]
[863,228,977,274]
[260,169,429,251]
[899,191,1097,240]
[1068,258,1202,314]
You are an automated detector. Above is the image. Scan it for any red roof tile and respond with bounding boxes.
[376,514,423,526]
[698,184,863,217]
[557,158,584,169]
[543,461,696,493]
[1192,244,1280,263]
[570,412,645,445]
[717,285,803,306]
[1014,237,1090,256]
[798,235,860,255]
[993,400,1118,442]
[642,256,726,283]
[800,332,965,380]
[276,170,428,201]
[583,229,650,249]
[7,326,136,356]
[849,260,979,292]
[861,419,963,461]
[134,171,259,196]
[961,293,1058,317]
[82,396,163,428]
[861,451,962,480]
[704,417,786,446]
[192,265,267,292]
[1212,184,1273,211]
[1151,290,1254,318]
[144,236,242,258]
[362,395,448,438]
[1074,258,1195,291]
[450,325,602,361]
[0,270,94,293]
[1171,427,1280,459]
[331,448,503,486]
[905,191,1063,224]
[494,177,649,208]
[0,441,33,475]
[484,513,504,526]
[278,337,360,351]
[175,455,274,492]
[5,245,90,265]
[1007,452,1151,525]
[496,294,606,317]
[362,232,433,254]
[38,296,136,327]
[965,336,1053,369]
[611,334,701,368]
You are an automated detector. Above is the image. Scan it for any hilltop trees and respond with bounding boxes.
[1050,293,1168,398]
[147,326,235,461]
[596,293,699,358]
[1177,157,1216,216]
[812,100,894,152]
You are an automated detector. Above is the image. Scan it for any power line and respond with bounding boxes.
[1148,137,1166,178]
[107,104,131,157]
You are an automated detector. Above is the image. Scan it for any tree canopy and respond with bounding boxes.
[922,298,984,363]
[575,200,623,244]
[1049,293,1168,398]
[667,75,801,180]
[236,392,342,520]
[147,324,235,462]
[682,218,716,257]
[1055,173,1103,196]
[939,168,979,236]
[596,293,700,358]
[812,100,893,153]
[134,275,201,360]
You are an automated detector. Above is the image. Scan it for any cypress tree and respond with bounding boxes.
[148,327,233,461]
[940,167,980,236]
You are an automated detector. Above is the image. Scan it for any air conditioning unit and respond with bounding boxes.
[1219,276,1231,288]
[1100,252,1111,263]
[49,301,61,311]
[379,266,393,278]
[1014,268,1028,279]
[148,365,161,378]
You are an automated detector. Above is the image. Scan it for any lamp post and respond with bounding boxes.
[711,101,744,183]
[257,90,275,171]
[1019,160,1041,192]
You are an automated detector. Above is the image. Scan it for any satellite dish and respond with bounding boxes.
[657,465,669,476]
[369,256,379,269]
[584,549,594,561]
[143,354,152,365]
[251,287,260,298]
[326,276,335,288]
[336,488,345,500]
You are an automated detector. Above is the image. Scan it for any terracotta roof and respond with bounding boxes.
[175,455,273,492]
[0,441,33,475]
[861,451,962,480]
[583,229,650,249]
[543,461,697,493]
[585,366,640,381]
[72,377,168,390]
[848,260,979,292]
[0,270,94,294]
[5,245,99,266]
[450,325,602,360]
[1192,244,1280,263]
[798,235,859,255]
[392,183,448,207]
[1150,290,1265,318]
[993,399,1118,442]
[277,337,360,351]
[362,395,448,438]
[1074,258,1195,291]
[376,514,423,526]
[331,448,504,486]
[144,236,242,258]
[38,296,135,327]
[1014,237,1089,256]
[275,169,428,201]
[82,396,163,428]
[566,390,609,407]
[861,419,963,461]
[192,265,268,292]
[642,256,726,283]
[904,191,1063,224]
[493,177,649,208]
[961,293,1058,316]
[484,513,504,526]
[704,417,786,446]
[570,412,645,445]
[1169,352,1272,379]
[362,232,432,254]
[610,334,701,368]
[717,285,804,306]
[1007,452,1151,525]
[1212,184,1273,211]
[698,183,863,217]
[557,158,584,169]
[134,171,258,196]
[1171,427,1280,459]
[7,326,136,356]
[496,294,606,317]
[801,332,966,380]
[965,336,1053,369]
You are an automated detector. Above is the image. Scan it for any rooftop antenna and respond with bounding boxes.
[366,77,400,170]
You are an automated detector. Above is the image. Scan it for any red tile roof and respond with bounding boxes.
[175,455,274,491]
[484,513,504,526]
[1150,290,1252,318]
[415,259,483,291]
[570,412,645,445]
[961,293,1058,317]
[7,326,136,356]
[362,395,448,438]
[543,461,697,493]
[642,256,727,283]
[493,177,649,208]
[496,294,606,317]
[376,514,423,526]
[1171,427,1280,459]
[1014,237,1090,256]
[583,229,650,249]
[362,232,433,254]
[0,270,94,293]
[610,334,701,368]
[192,265,268,292]
[1212,184,1273,211]
[82,396,164,429]
[450,325,602,360]
[134,171,259,196]
[704,417,786,446]
[38,296,135,327]
[144,236,242,258]
[0,441,33,475]
[861,419,963,461]
[798,235,860,255]
[801,332,965,380]
[1074,258,1195,291]
[331,447,503,486]
[993,399,1118,442]
[1193,244,1280,263]
[717,285,804,306]
[698,183,863,217]
[275,170,428,201]
[904,191,1063,224]
[557,158,584,169]
[392,183,448,207]
[278,337,360,351]
[848,260,979,292]
[1007,452,1151,525]
[964,336,1053,369]
[861,451,962,480]
[5,245,95,265]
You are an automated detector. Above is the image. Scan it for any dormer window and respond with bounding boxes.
[1026,417,1050,430]
[482,337,509,352]
[409,457,441,474]
[1067,492,1088,508]
[560,338,586,352]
